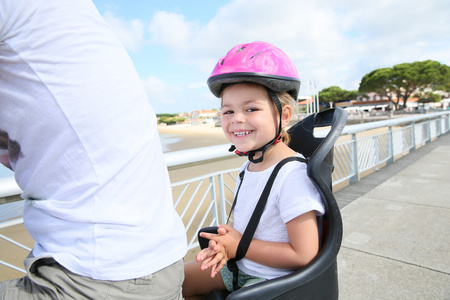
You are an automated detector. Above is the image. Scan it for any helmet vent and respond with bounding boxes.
[236,46,246,53]
[250,51,262,59]
[220,59,225,66]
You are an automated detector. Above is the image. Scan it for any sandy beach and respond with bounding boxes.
[157,122,230,152]
[157,122,247,183]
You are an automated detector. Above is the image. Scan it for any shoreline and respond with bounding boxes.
[157,123,229,152]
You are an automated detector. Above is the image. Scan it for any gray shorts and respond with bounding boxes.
[220,265,266,292]
[0,252,184,300]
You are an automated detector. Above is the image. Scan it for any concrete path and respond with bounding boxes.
[335,133,450,299]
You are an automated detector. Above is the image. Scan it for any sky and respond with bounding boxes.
[91,0,450,114]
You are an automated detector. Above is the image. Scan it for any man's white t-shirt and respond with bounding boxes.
[233,155,324,279]
[0,0,187,280]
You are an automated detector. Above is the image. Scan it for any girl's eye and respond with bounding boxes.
[222,110,233,115]
[246,108,258,112]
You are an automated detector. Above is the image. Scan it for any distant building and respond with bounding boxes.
[187,109,219,124]
[335,97,421,113]
[356,92,388,102]
[192,110,218,118]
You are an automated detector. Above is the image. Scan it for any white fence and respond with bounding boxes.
[1,111,449,275]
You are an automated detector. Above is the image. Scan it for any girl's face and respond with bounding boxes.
[220,83,278,153]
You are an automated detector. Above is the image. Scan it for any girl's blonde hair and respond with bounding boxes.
[275,91,295,145]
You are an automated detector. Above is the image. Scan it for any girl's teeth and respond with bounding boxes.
[234,131,250,137]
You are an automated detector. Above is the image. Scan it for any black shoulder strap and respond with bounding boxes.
[226,170,245,224]
[227,156,307,290]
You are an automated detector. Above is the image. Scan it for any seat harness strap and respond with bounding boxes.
[227,156,308,291]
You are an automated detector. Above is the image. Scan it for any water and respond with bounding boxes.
[0,166,13,180]
[0,135,178,180]
[160,134,182,152]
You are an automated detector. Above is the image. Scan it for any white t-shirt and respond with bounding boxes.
[233,155,324,279]
[0,0,187,280]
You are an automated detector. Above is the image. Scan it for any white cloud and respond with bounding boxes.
[102,11,145,52]
[190,0,354,90]
[141,76,219,113]
[146,0,450,94]
[148,11,198,52]
[98,0,450,112]
[141,77,173,104]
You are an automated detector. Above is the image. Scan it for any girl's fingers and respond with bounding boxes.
[200,256,214,270]
[217,258,227,272]
[202,252,223,271]
[210,263,217,278]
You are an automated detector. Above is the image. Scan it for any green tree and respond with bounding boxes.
[156,113,177,118]
[418,92,441,103]
[359,60,450,110]
[359,68,400,109]
[158,116,168,124]
[319,86,358,107]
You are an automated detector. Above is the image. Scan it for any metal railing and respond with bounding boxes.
[1,111,449,275]
[333,112,449,184]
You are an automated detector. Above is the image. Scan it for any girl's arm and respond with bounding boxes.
[245,210,319,269]
[199,210,319,271]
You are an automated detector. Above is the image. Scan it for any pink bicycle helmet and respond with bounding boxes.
[207,41,300,99]
[208,41,301,164]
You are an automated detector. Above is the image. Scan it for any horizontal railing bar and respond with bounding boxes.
[341,112,448,135]
[164,144,235,167]
[0,218,24,229]
[171,168,240,187]
[0,177,22,198]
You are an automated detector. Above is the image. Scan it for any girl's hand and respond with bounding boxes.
[199,224,242,262]
[216,224,242,259]
[195,224,242,277]
[200,241,228,278]
[196,235,228,277]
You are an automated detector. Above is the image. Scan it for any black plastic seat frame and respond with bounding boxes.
[200,107,348,300]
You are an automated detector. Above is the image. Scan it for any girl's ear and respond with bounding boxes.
[281,106,292,128]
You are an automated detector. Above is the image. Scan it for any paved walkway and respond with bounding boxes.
[335,133,450,299]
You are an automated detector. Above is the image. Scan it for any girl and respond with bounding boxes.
[183,41,324,299]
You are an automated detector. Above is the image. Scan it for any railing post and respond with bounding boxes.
[401,127,406,153]
[426,118,432,144]
[209,176,219,226]
[421,122,427,144]
[410,121,416,151]
[349,133,359,184]
[217,174,227,224]
[374,135,380,166]
[445,115,448,134]
[444,115,448,134]
[446,115,450,134]
[387,126,394,164]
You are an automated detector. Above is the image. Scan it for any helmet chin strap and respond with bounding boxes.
[228,88,283,164]
[229,133,282,163]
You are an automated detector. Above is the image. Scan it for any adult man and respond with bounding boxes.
[0,0,187,298]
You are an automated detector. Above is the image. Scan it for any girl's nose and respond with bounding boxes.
[231,112,245,123]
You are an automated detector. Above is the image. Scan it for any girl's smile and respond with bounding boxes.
[221,83,278,153]
[233,130,253,138]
